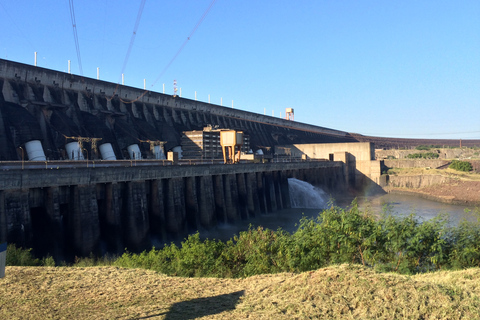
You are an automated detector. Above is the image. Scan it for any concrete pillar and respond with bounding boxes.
[264,172,277,212]
[223,174,239,223]
[273,171,283,210]
[197,176,216,228]
[44,187,64,260]
[184,177,200,231]
[122,181,150,251]
[68,185,100,256]
[0,191,6,244]
[245,172,259,217]
[236,173,248,219]
[279,171,291,209]
[165,178,186,235]
[213,175,226,223]
[100,182,123,254]
[149,179,166,240]
[256,172,267,214]
[3,190,30,248]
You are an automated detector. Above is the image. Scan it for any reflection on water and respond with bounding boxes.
[336,193,477,226]
[201,192,478,242]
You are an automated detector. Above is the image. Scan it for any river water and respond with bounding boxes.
[200,178,478,242]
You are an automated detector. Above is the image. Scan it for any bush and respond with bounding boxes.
[415,145,441,151]
[406,153,439,159]
[8,204,480,277]
[449,160,473,172]
[6,244,40,266]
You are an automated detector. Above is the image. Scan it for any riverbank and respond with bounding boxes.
[2,265,480,319]
[384,168,480,206]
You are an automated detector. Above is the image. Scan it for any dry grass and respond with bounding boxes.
[2,264,480,319]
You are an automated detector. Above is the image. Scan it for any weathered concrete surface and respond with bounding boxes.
[383,159,450,169]
[276,142,382,190]
[0,161,346,258]
[0,58,358,162]
[386,175,454,189]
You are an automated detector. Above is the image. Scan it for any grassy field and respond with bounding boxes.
[2,264,480,319]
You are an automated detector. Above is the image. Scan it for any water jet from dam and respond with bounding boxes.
[288,178,329,209]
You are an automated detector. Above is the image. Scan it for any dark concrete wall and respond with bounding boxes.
[0,59,358,161]
[0,161,345,259]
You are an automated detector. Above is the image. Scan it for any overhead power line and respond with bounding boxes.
[68,0,83,75]
[119,0,147,82]
[152,0,218,87]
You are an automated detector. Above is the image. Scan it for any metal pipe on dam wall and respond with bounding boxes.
[0,162,346,259]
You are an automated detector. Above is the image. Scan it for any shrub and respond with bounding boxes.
[449,160,473,172]
[6,244,40,266]
[406,153,439,159]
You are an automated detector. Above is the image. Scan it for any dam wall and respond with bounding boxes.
[0,161,345,259]
[0,59,358,162]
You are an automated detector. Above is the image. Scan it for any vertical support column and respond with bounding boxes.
[264,172,277,212]
[273,171,283,210]
[184,177,200,231]
[0,191,6,244]
[223,174,239,223]
[149,179,166,241]
[101,182,123,254]
[44,187,64,260]
[245,172,259,217]
[197,176,216,228]
[256,172,267,214]
[68,185,100,256]
[279,171,291,209]
[3,190,30,248]
[122,181,150,251]
[236,173,248,219]
[165,178,186,236]
[213,175,226,223]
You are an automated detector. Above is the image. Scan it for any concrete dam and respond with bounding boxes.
[0,162,345,259]
[0,58,355,259]
[0,58,358,162]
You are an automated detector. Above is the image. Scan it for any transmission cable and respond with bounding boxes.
[151,0,218,87]
[119,0,146,82]
[68,0,83,76]
[106,0,147,101]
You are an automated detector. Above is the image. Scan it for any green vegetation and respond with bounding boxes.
[10,202,480,277]
[449,160,473,172]
[415,145,441,150]
[406,152,439,159]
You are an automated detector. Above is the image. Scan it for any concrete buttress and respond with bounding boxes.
[197,175,216,228]
[68,185,100,256]
[122,181,150,251]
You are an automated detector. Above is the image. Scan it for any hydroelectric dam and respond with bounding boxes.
[0,58,364,259]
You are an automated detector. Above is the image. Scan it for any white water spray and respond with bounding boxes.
[288,178,329,209]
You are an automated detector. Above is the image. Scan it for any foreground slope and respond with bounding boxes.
[1,264,480,319]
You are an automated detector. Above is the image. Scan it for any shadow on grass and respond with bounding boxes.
[155,290,245,320]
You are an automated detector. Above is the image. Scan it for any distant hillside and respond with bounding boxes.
[1,265,480,319]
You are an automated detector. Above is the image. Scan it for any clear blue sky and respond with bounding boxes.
[1,0,479,139]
